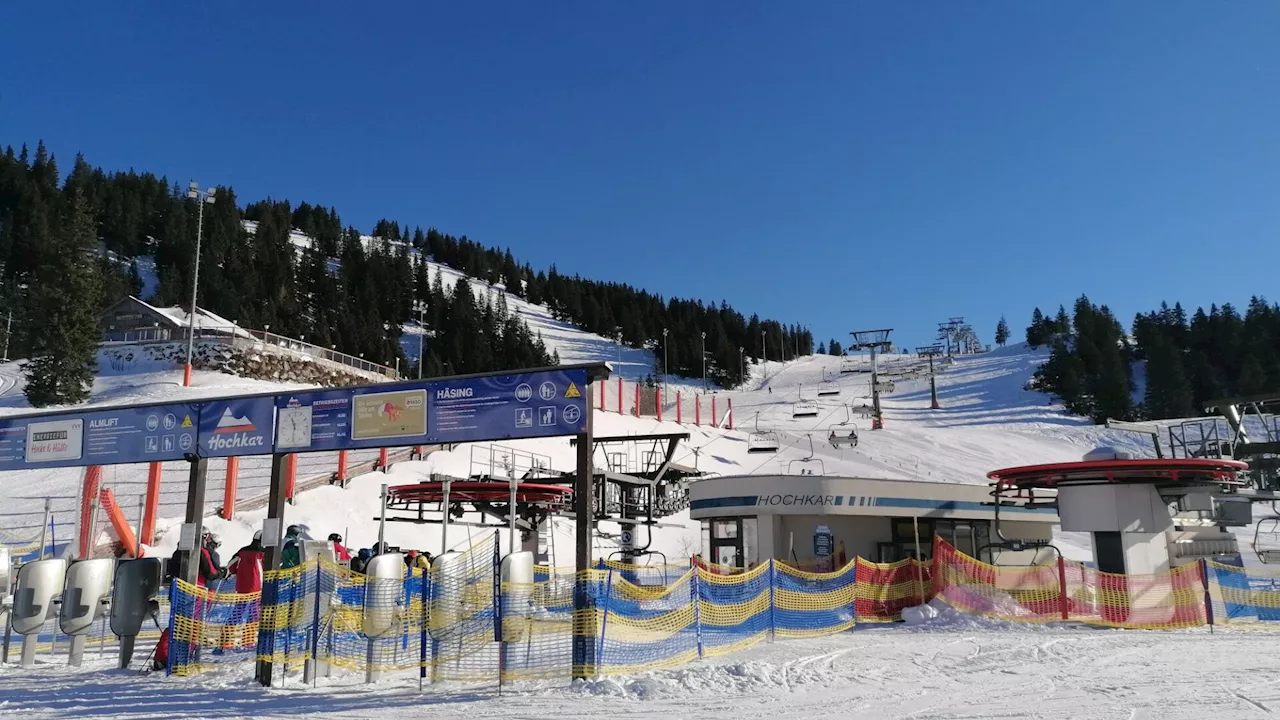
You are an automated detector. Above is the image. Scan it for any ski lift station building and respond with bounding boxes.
[689,474,1060,570]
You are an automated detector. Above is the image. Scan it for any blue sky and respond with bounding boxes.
[2,2,1278,351]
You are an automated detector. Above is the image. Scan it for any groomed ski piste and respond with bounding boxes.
[6,305,1280,718]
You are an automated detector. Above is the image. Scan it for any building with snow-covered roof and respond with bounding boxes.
[99,296,246,343]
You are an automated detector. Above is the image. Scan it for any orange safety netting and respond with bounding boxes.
[931,538,1207,629]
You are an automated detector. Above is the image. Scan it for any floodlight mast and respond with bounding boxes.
[916,345,944,410]
[850,328,893,429]
[183,181,217,387]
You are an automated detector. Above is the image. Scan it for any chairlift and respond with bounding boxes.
[786,434,826,475]
[1254,504,1280,564]
[828,425,858,449]
[747,412,781,454]
[817,370,840,397]
[874,380,896,394]
[839,358,859,374]
[792,400,819,418]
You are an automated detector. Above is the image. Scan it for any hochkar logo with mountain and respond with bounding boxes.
[206,407,267,453]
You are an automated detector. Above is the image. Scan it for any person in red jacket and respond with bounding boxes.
[329,533,352,562]
[226,531,265,594]
[225,531,266,649]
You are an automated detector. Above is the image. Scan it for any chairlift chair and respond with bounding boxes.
[828,425,858,449]
[839,358,859,374]
[786,434,826,475]
[747,412,781,454]
[874,380,896,394]
[817,371,840,397]
[792,400,819,418]
[1254,509,1280,564]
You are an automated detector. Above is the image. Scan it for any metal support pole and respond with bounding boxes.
[912,515,925,606]
[418,307,425,379]
[181,458,210,585]
[440,478,451,556]
[39,498,50,560]
[870,345,882,429]
[1,607,11,664]
[256,452,289,687]
[509,477,517,555]
[571,406,595,679]
[183,193,206,387]
[378,483,388,550]
[928,354,939,410]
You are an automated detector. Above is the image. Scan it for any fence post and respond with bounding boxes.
[712,397,717,427]
[695,396,701,426]
[617,377,623,414]
[1200,558,1214,633]
[78,465,103,558]
[768,559,776,642]
[284,454,297,504]
[1057,555,1069,621]
[727,399,733,430]
[336,451,348,486]
[419,562,429,690]
[596,569,614,672]
[599,381,605,412]
[305,558,323,684]
[690,564,703,659]
[676,392,682,424]
[378,448,389,472]
[656,388,662,422]
[222,457,240,520]
[633,383,640,416]
[165,578,177,676]
[141,462,162,545]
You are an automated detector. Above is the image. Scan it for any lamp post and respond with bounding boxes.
[700,332,707,390]
[417,300,426,379]
[661,327,668,381]
[183,181,217,387]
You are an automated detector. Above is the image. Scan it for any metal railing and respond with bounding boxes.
[102,325,400,380]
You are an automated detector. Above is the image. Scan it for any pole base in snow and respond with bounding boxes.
[118,636,136,669]
[20,635,37,668]
[182,363,193,387]
[67,635,86,667]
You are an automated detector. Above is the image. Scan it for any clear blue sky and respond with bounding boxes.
[3,2,1278,351]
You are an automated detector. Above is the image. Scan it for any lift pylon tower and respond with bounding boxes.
[916,345,944,410]
[850,328,893,429]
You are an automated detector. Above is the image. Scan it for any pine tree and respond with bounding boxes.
[23,193,102,406]
[1142,337,1194,419]
[995,316,1010,347]
[1026,308,1046,348]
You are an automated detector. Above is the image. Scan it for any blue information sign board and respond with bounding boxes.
[273,367,590,452]
[198,396,278,458]
[0,365,598,471]
[0,403,200,471]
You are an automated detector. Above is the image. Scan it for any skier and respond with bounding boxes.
[226,531,265,594]
[281,525,303,569]
[329,533,352,562]
[351,547,372,574]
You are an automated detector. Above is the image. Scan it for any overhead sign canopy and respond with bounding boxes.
[274,367,593,452]
[0,364,606,472]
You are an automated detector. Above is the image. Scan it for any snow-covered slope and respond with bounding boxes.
[0,340,1144,566]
